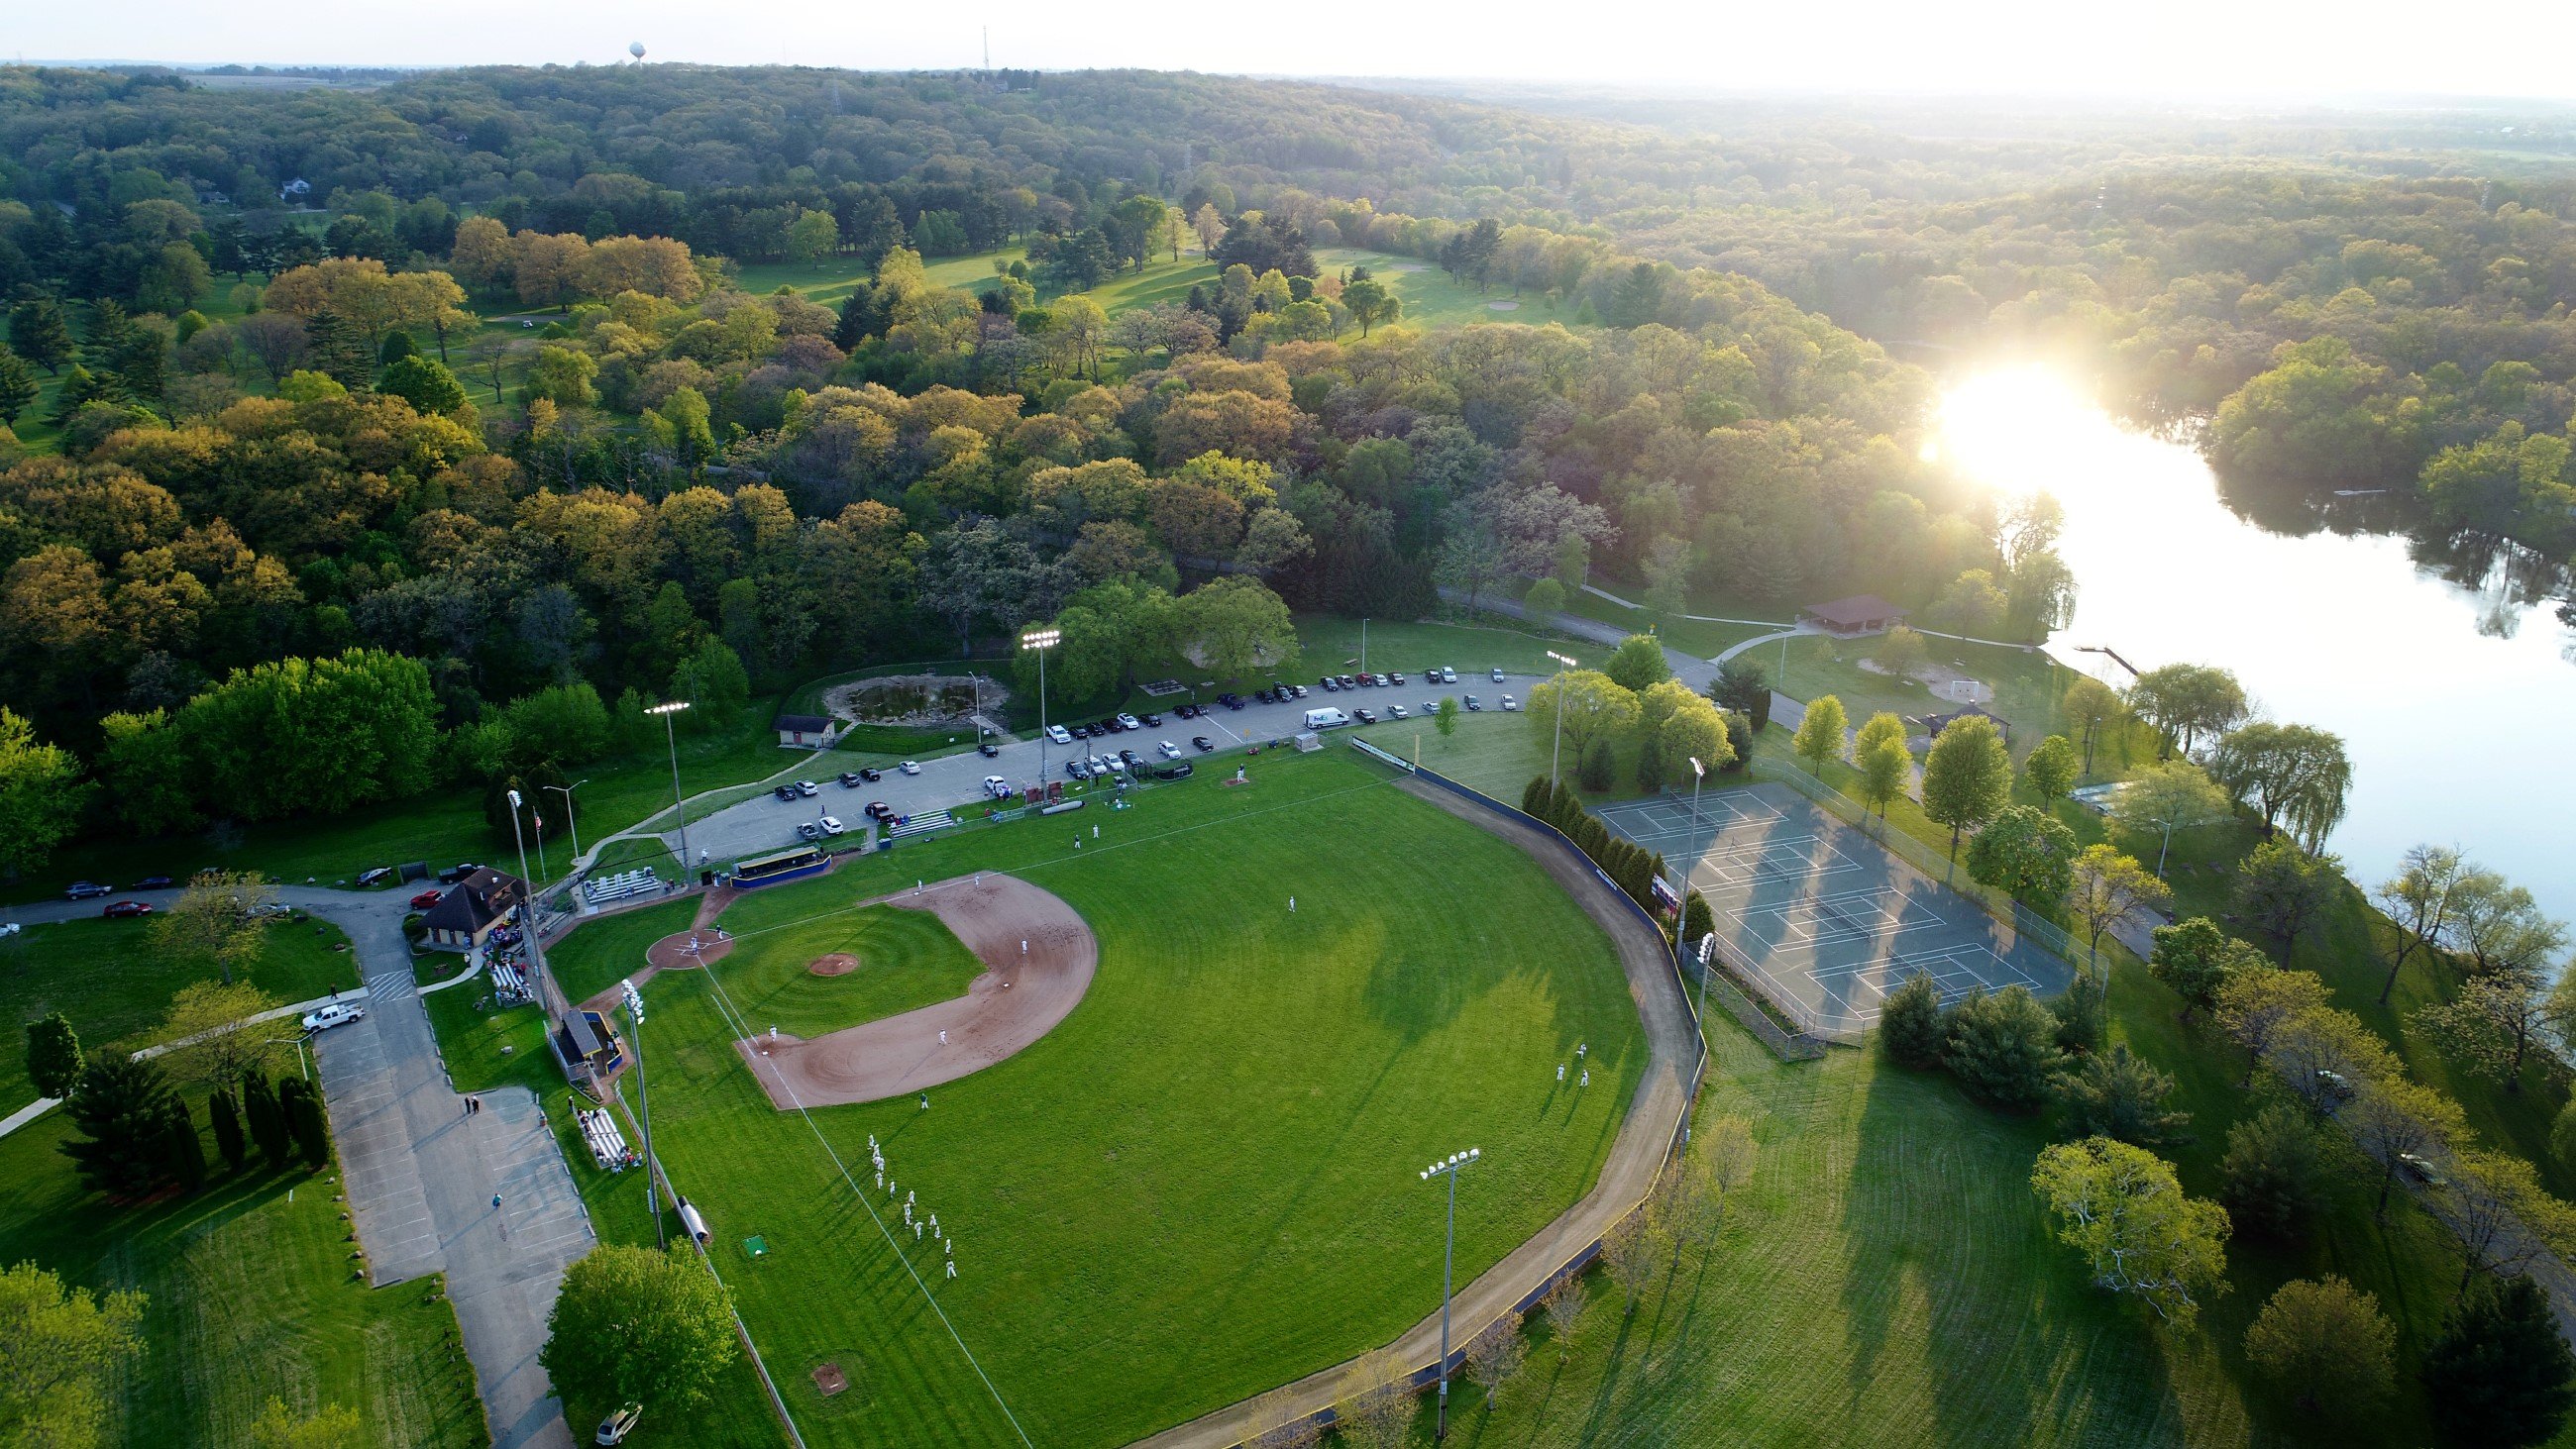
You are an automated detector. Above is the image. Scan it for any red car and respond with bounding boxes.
[410,888,445,909]
[102,900,154,919]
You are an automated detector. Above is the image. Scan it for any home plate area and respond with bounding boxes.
[1600,784,2072,1040]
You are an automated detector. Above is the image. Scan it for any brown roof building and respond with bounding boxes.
[420,868,526,951]
[1799,594,1909,634]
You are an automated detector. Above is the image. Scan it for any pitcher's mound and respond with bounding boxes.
[809,952,860,977]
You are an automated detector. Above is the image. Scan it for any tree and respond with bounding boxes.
[0,1261,146,1449]
[2416,974,2557,1090]
[157,980,286,1092]
[1858,732,1913,824]
[162,1096,207,1193]
[785,208,839,267]
[1711,657,1771,732]
[1944,985,2063,1110]
[541,1245,741,1413]
[2237,840,2340,957]
[2220,1103,2331,1240]
[2374,844,2466,1003]
[9,297,76,374]
[0,707,90,879]
[2126,663,2248,759]
[1328,1346,1415,1449]
[1657,701,1734,788]
[250,1397,365,1449]
[2022,735,2079,802]
[2214,968,2332,1085]
[1435,694,1459,737]
[2209,721,2353,850]
[2067,844,2170,972]
[379,355,469,417]
[1430,511,1506,614]
[278,1075,329,1168]
[2443,1149,2576,1289]
[1879,974,1948,1067]
[1599,1200,1671,1313]
[1342,275,1399,336]
[1602,633,1669,691]
[2061,674,2126,775]
[1461,1317,1528,1407]
[209,1086,247,1171]
[244,1071,292,1171]
[2030,1136,2230,1327]
[151,871,277,988]
[0,347,37,426]
[1539,1277,1584,1360]
[58,1057,180,1197]
[2420,1277,2576,1449]
[2346,1078,2466,1217]
[2109,760,2230,876]
[2244,1277,2396,1413]
[1790,693,1847,776]
[2056,1044,2191,1147]
[1870,624,1929,681]
[1920,715,2011,860]
[1967,804,2079,902]
[1183,576,1296,681]
[26,1012,84,1098]
[2148,917,2265,1023]
[1527,670,1640,764]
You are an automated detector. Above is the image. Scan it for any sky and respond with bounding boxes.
[16,0,2576,101]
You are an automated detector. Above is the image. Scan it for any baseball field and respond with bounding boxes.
[566,746,1652,1446]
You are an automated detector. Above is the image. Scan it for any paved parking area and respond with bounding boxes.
[1600,784,2071,1039]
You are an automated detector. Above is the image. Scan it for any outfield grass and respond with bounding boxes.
[604,747,1645,1447]
[689,900,984,1038]
[547,896,703,1008]
[0,1114,485,1447]
[0,914,356,1110]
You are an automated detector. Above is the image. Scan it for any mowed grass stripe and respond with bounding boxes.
[629,750,1645,1447]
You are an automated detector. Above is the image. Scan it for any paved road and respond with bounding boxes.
[4,883,595,1449]
[671,671,1549,868]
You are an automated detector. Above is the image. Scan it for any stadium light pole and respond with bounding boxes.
[544,779,589,875]
[1688,754,1706,838]
[506,789,555,1006]
[1420,1147,1480,1441]
[1022,628,1059,788]
[1545,651,1578,784]
[620,978,665,1250]
[646,701,693,882]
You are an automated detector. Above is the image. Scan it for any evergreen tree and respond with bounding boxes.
[163,1099,206,1193]
[1942,985,2063,1110]
[1879,974,1949,1068]
[2055,1044,2191,1147]
[1578,734,1616,792]
[2422,1277,2576,1447]
[8,296,75,373]
[0,345,37,425]
[279,1076,329,1168]
[58,1058,179,1197]
[25,1011,84,1098]
[303,308,374,390]
[378,329,419,365]
[833,285,875,351]
[209,1086,247,1172]
[47,363,127,425]
[244,1071,291,1171]
[2220,1102,2328,1240]
[107,325,167,403]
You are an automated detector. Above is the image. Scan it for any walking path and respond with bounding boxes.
[1127,776,1698,1449]
[0,985,367,1141]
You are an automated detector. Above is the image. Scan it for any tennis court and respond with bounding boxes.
[1600,783,2072,1040]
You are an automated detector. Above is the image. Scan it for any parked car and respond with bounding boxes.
[1116,712,1142,731]
[818,815,847,836]
[2398,1152,2447,1187]
[1441,667,1460,683]
[1337,673,1358,688]
[356,867,395,888]
[1222,694,1245,710]
[301,1002,366,1033]
[1464,694,1482,711]
[1154,762,1195,780]
[64,880,113,900]
[1319,675,1340,691]
[1387,704,1409,719]
[865,801,895,820]
[1173,704,1197,720]
[1141,712,1163,727]
[838,772,863,787]
[859,767,884,781]
[1255,688,1276,704]
[1192,736,1215,752]
[1119,749,1142,769]
[1425,699,1441,714]
[1501,695,1519,711]
[1067,759,1091,779]
[1288,683,1309,698]
[1047,724,1074,745]
[1352,708,1377,725]
[977,741,1000,758]
[796,779,820,797]
[1375,673,1393,687]
[899,761,921,776]
[774,785,798,802]
[1388,673,1407,685]
[438,862,484,884]
[410,888,445,909]
[595,1403,643,1445]
[1491,667,1506,682]
[983,776,1014,799]
[797,821,822,842]
[103,900,154,918]
[135,874,178,890]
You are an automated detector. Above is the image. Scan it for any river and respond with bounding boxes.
[1932,365,2574,924]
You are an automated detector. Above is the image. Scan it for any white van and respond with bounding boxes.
[1302,706,1351,730]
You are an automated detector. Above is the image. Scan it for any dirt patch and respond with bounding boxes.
[1857,657,1991,703]
[812,1363,849,1397]
[821,673,1007,728]
[732,874,1098,1109]
[809,952,860,977]
[1486,299,1521,311]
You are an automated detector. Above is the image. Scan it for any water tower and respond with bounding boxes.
[628,42,646,64]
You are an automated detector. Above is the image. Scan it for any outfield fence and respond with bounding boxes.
[1750,766,2086,964]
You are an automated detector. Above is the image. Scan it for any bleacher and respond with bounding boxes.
[885,810,954,841]
[577,1105,638,1172]
[582,868,662,906]
[486,960,533,1005]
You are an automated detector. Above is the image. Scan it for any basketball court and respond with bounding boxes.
[1599,782,2070,1039]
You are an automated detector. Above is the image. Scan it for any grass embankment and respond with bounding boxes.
[1555,583,1789,660]
[615,747,1645,1447]
[0,914,354,1111]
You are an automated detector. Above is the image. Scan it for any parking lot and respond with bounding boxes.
[1599,783,2072,1040]
[666,667,1538,870]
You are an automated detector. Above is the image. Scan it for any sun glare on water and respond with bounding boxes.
[1932,366,2134,505]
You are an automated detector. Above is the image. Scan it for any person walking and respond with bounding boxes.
[938,1029,948,1046]
[919,1092,929,1110]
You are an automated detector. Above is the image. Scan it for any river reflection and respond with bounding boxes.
[1932,365,2576,922]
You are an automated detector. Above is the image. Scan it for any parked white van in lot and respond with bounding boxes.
[1302,706,1351,730]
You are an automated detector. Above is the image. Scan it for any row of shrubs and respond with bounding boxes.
[1521,776,1669,914]
[55,1052,328,1201]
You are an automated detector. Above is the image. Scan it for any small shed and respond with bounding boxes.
[419,868,526,952]
[555,1008,621,1084]
[1799,594,1909,635]
[775,713,833,747]
[1923,702,2011,747]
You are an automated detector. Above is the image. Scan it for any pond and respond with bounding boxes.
[1933,365,2575,923]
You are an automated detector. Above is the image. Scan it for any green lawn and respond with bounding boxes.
[687,900,984,1038]
[1555,585,1788,660]
[1776,633,2142,771]
[546,896,702,1009]
[1314,249,1550,330]
[609,747,1644,1447]
[0,914,356,1111]
[0,1114,485,1447]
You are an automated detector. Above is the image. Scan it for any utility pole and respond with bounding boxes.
[620,978,664,1250]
